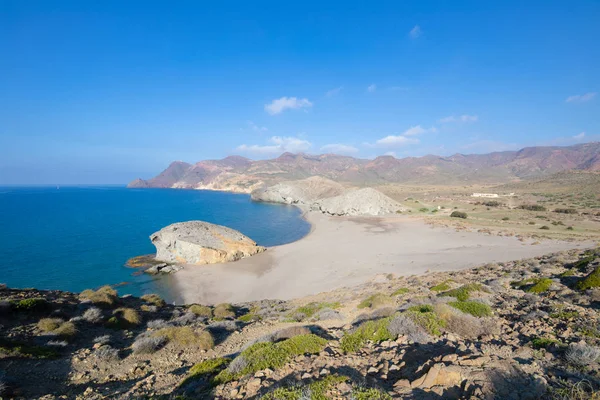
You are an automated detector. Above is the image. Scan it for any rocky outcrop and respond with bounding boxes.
[313,187,405,216]
[150,221,266,265]
[250,176,345,205]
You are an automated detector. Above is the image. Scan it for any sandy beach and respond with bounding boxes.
[171,212,593,304]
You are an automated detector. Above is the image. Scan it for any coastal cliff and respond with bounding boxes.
[150,221,266,265]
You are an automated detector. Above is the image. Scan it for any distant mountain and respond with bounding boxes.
[127,142,600,192]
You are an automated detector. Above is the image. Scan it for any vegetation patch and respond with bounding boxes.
[576,267,600,291]
[215,334,327,383]
[430,280,453,292]
[519,204,547,211]
[404,306,445,336]
[180,357,230,388]
[554,208,578,214]
[53,322,77,339]
[80,286,118,308]
[37,318,63,332]
[107,308,141,328]
[391,288,409,296]
[140,293,165,307]
[440,283,484,301]
[340,318,393,353]
[261,375,349,400]
[357,293,391,309]
[352,387,392,400]
[12,298,49,312]
[154,326,214,349]
[511,277,553,293]
[531,337,560,349]
[213,303,235,320]
[448,301,492,317]
[289,302,341,321]
[0,338,59,359]
[450,211,468,219]
[189,304,213,318]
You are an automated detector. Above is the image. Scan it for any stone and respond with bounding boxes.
[150,221,266,265]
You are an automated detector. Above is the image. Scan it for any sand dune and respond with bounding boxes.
[171,212,592,304]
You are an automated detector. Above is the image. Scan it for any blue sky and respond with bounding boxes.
[1,1,599,184]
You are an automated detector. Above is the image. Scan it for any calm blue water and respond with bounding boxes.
[0,186,309,300]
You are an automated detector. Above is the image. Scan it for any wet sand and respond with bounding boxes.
[171,212,592,304]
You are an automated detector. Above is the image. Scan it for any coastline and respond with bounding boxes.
[170,211,594,305]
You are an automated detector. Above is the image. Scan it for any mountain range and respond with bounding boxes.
[128,142,600,192]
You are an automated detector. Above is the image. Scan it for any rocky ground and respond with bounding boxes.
[1,247,600,399]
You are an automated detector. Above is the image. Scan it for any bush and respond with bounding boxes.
[80,286,118,308]
[154,326,214,349]
[108,308,141,328]
[93,335,111,345]
[391,288,409,296]
[189,304,212,318]
[434,304,487,339]
[512,277,554,294]
[132,335,167,354]
[450,211,468,219]
[531,337,559,349]
[404,306,445,336]
[53,322,77,339]
[13,298,48,312]
[82,307,103,323]
[94,345,120,362]
[357,293,391,309]
[213,303,235,320]
[0,339,58,359]
[341,318,393,353]
[37,318,63,332]
[555,208,578,214]
[272,326,312,342]
[140,294,165,307]
[180,357,231,387]
[387,314,430,343]
[502,217,510,221]
[448,301,492,317]
[441,283,484,301]
[314,308,343,321]
[482,201,501,207]
[430,281,452,292]
[565,343,600,368]
[576,267,600,291]
[352,387,392,400]
[519,204,547,211]
[290,302,341,321]
[540,225,550,230]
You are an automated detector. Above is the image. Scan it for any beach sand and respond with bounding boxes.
[171,212,593,304]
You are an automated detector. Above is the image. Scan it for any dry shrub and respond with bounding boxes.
[53,322,77,338]
[434,303,495,339]
[132,335,167,354]
[388,314,431,343]
[112,308,141,327]
[95,345,119,362]
[37,318,63,332]
[189,304,213,318]
[80,286,118,308]
[82,307,103,323]
[565,343,600,368]
[214,303,235,319]
[273,326,311,342]
[154,326,214,349]
[140,294,166,307]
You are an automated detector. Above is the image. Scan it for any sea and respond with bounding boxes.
[0,186,310,302]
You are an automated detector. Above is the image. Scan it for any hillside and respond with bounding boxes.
[128,143,600,191]
[1,247,599,399]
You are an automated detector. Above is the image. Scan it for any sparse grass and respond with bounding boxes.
[576,267,600,291]
[441,283,484,301]
[238,312,261,323]
[340,318,393,353]
[37,318,63,332]
[450,211,467,219]
[357,293,391,309]
[550,309,579,320]
[154,326,214,349]
[180,357,231,387]
[0,338,58,359]
[565,343,600,368]
[80,286,118,308]
[261,375,349,400]
[448,301,492,317]
[189,304,213,318]
[391,288,409,296]
[215,334,327,383]
[13,298,48,312]
[352,387,392,400]
[512,277,553,293]
[53,322,77,339]
[140,293,165,307]
[550,379,600,400]
[213,303,235,320]
[430,280,453,292]
[292,302,341,319]
[94,345,120,362]
[404,306,445,336]
[531,337,560,349]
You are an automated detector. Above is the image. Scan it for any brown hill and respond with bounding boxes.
[127,142,600,191]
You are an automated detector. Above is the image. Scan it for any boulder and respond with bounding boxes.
[313,187,405,216]
[150,221,266,265]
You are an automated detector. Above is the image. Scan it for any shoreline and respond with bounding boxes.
[169,211,595,305]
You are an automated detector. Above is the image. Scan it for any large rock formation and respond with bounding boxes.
[313,187,405,216]
[250,176,345,205]
[150,221,266,265]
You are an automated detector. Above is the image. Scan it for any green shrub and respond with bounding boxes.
[140,294,165,307]
[576,267,600,291]
[430,281,453,292]
[448,301,492,317]
[180,357,231,387]
[555,208,578,214]
[519,204,547,211]
[450,211,467,219]
[512,277,553,293]
[502,217,510,221]
[37,318,63,332]
[292,302,341,319]
[261,375,348,400]
[531,337,560,349]
[340,318,393,353]
[13,298,48,312]
[154,326,214,349]
[404,307,445,336]
[0,338,59,359]
[357,293,391,309]
[391,288,409,296]
[440,283,484,301]
[237,312,261,323]
[539,225,550,230]
[419,207,430,212]
[482,201,501,207]
[216,334,327,383]
[213,303,235,320]
[189,304,213,318]
[352,387,392,400]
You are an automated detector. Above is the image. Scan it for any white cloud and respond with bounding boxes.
[235,136,312,156]
[440,115,478,123]
[264,97,313,115]
[372,135,420,148]
[367,84,377,93]
[246,121,267,132]
[320,143,358,155]
[325,86,343,97]
[573,132,586,141]
[409,25,422,39]
[384,151,397,157]
[461,140,519,153]
[565,92,596,103]
[403,125,438,136]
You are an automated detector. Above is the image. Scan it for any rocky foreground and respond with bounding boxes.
[1,248,600,399]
